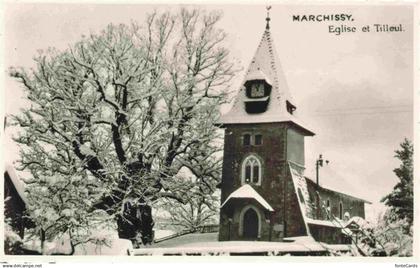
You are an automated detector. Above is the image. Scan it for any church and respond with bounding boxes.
[217,13,370,244]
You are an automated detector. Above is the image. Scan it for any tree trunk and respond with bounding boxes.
[116,201,154,248]
[40,229,46,255]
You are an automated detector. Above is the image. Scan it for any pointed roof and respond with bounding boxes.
[245,69,272,85]
[5,164,28,205]
[221,184,274,211]
[218,24,314,136]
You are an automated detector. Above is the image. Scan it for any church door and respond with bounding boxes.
[243,208,259,240]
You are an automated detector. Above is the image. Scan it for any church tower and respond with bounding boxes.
[217,11,315,241]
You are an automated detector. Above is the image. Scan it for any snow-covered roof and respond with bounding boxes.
[288,161,372,237]
[304,177,372,204]
[218,28,314,136]
[288,162,313,235]
[344,216,373,229]
[245,69,272,85]
[244,96,270,102]
[221,184,274,211]
[305,217,343,228]
[288,162,372,225]
[5,164,28,205]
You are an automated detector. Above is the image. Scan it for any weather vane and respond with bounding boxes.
[266,6,272,30]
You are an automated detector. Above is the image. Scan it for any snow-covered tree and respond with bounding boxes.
[23,170,115,254]
[4,219,25,255]
[160,173,219,232]
[9,8,236,246]
[372,209,412,256]
[381,138,413,234]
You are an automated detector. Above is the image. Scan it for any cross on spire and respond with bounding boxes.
[266,6,272,30]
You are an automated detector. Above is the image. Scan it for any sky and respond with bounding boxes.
[2,3,414,222]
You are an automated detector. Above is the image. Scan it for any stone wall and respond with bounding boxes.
[219,123,309,241]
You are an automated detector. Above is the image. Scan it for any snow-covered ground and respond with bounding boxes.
[134,234,354,256]
[22,229,133,255]
[22,237,133,255]
[147,232,218,248]
[154,229,176,240]
[133,235,335,255]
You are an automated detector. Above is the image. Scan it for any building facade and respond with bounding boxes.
[217,17,369,244]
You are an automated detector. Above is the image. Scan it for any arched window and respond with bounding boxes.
[242,155,262,185]
[339,202,343,220]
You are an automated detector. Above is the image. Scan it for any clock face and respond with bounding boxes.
[250,83,265,98]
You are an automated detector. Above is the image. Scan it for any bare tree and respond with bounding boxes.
[9,8,236,246]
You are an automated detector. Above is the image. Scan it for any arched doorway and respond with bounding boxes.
[243,208,259,240]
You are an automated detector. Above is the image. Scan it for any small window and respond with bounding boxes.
[243,134,251,146]
[339,202,343,220]
[254,134,262,146]
[326,199,330,208]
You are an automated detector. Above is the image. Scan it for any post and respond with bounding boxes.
[315,154,329,219]
[316,161,319,187]
[316,154,323,187]
[228,218,232,240]
[40,229,46,255]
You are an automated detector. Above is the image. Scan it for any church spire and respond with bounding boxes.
[265,6,271,30]
[218,8,314,136]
